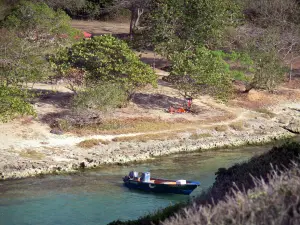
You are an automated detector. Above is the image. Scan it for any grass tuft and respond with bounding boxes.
[214,125,228,132]
[19,150,45,160]
[112,133,178,142]
[229,121,245,131]
[189,133,212,139]
[77,138,109,148]
[255,108,276,118]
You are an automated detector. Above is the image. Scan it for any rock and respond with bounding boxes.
[50,128,63,135]
[277,116,290,125]
[284,118,300,133]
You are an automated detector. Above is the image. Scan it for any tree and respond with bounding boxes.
[143,0,240,57]
[108,0,151,39]
[166,47,234,100]
[0,1,78,121]
[50,35,157,98]
[2,0,79,43]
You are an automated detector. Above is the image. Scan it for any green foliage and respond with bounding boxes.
[249,50,287,91]
[42,0,116,19]
[50,35,157,97]
[73,83,127,111]
[0,29,53,86]
[167,47,234,99]
[0,1,78,121]
[2,0,79,42]
[144,0,241,57]
[0,86,36,122]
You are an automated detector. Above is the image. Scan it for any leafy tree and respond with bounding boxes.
[167,47,234,100]
[143,0,240,57]
[0,29,53,87]
[0,1,78,121]
[50,35,157,98]
[2,0,79,43]
[244,51,287,92]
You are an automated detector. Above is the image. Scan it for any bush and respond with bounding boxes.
[73,83,127,112]
[208,142,300,203]
[0,86,36,122]
[50,35,157,98]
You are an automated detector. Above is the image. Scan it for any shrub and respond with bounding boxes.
[72,83,127,112]
[208,142,300,203]
[229,121,245,131]
[0,86,36,122]
[214,125,228,132]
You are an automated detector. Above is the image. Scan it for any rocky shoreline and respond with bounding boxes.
[0,129,296,181]
[1,103,300,181]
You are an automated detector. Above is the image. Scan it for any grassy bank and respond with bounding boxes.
[108,142,300,225]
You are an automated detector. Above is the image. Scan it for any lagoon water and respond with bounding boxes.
[0,145,272,225]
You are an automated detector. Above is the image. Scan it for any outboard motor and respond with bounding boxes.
[141,172,151,182]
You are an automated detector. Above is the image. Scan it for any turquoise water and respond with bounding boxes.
[0,145,271,225]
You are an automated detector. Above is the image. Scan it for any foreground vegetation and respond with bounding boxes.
[108,142,300,224]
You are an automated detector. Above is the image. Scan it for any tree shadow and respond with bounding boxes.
[132,93,185,110]
[30,89,74,109]
[140,57,169,69]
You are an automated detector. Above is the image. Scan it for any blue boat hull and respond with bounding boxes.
[123,179,199,195]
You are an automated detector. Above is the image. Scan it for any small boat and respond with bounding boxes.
[123,171,200,195]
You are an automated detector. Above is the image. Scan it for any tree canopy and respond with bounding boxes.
[0,0,78,121]
[143,0,240,57]
[50,35,157,97]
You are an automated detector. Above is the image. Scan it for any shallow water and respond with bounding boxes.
[0,144,274,225]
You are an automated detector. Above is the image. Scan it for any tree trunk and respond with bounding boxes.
[129,7,144,40]
[129,6,136,40]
